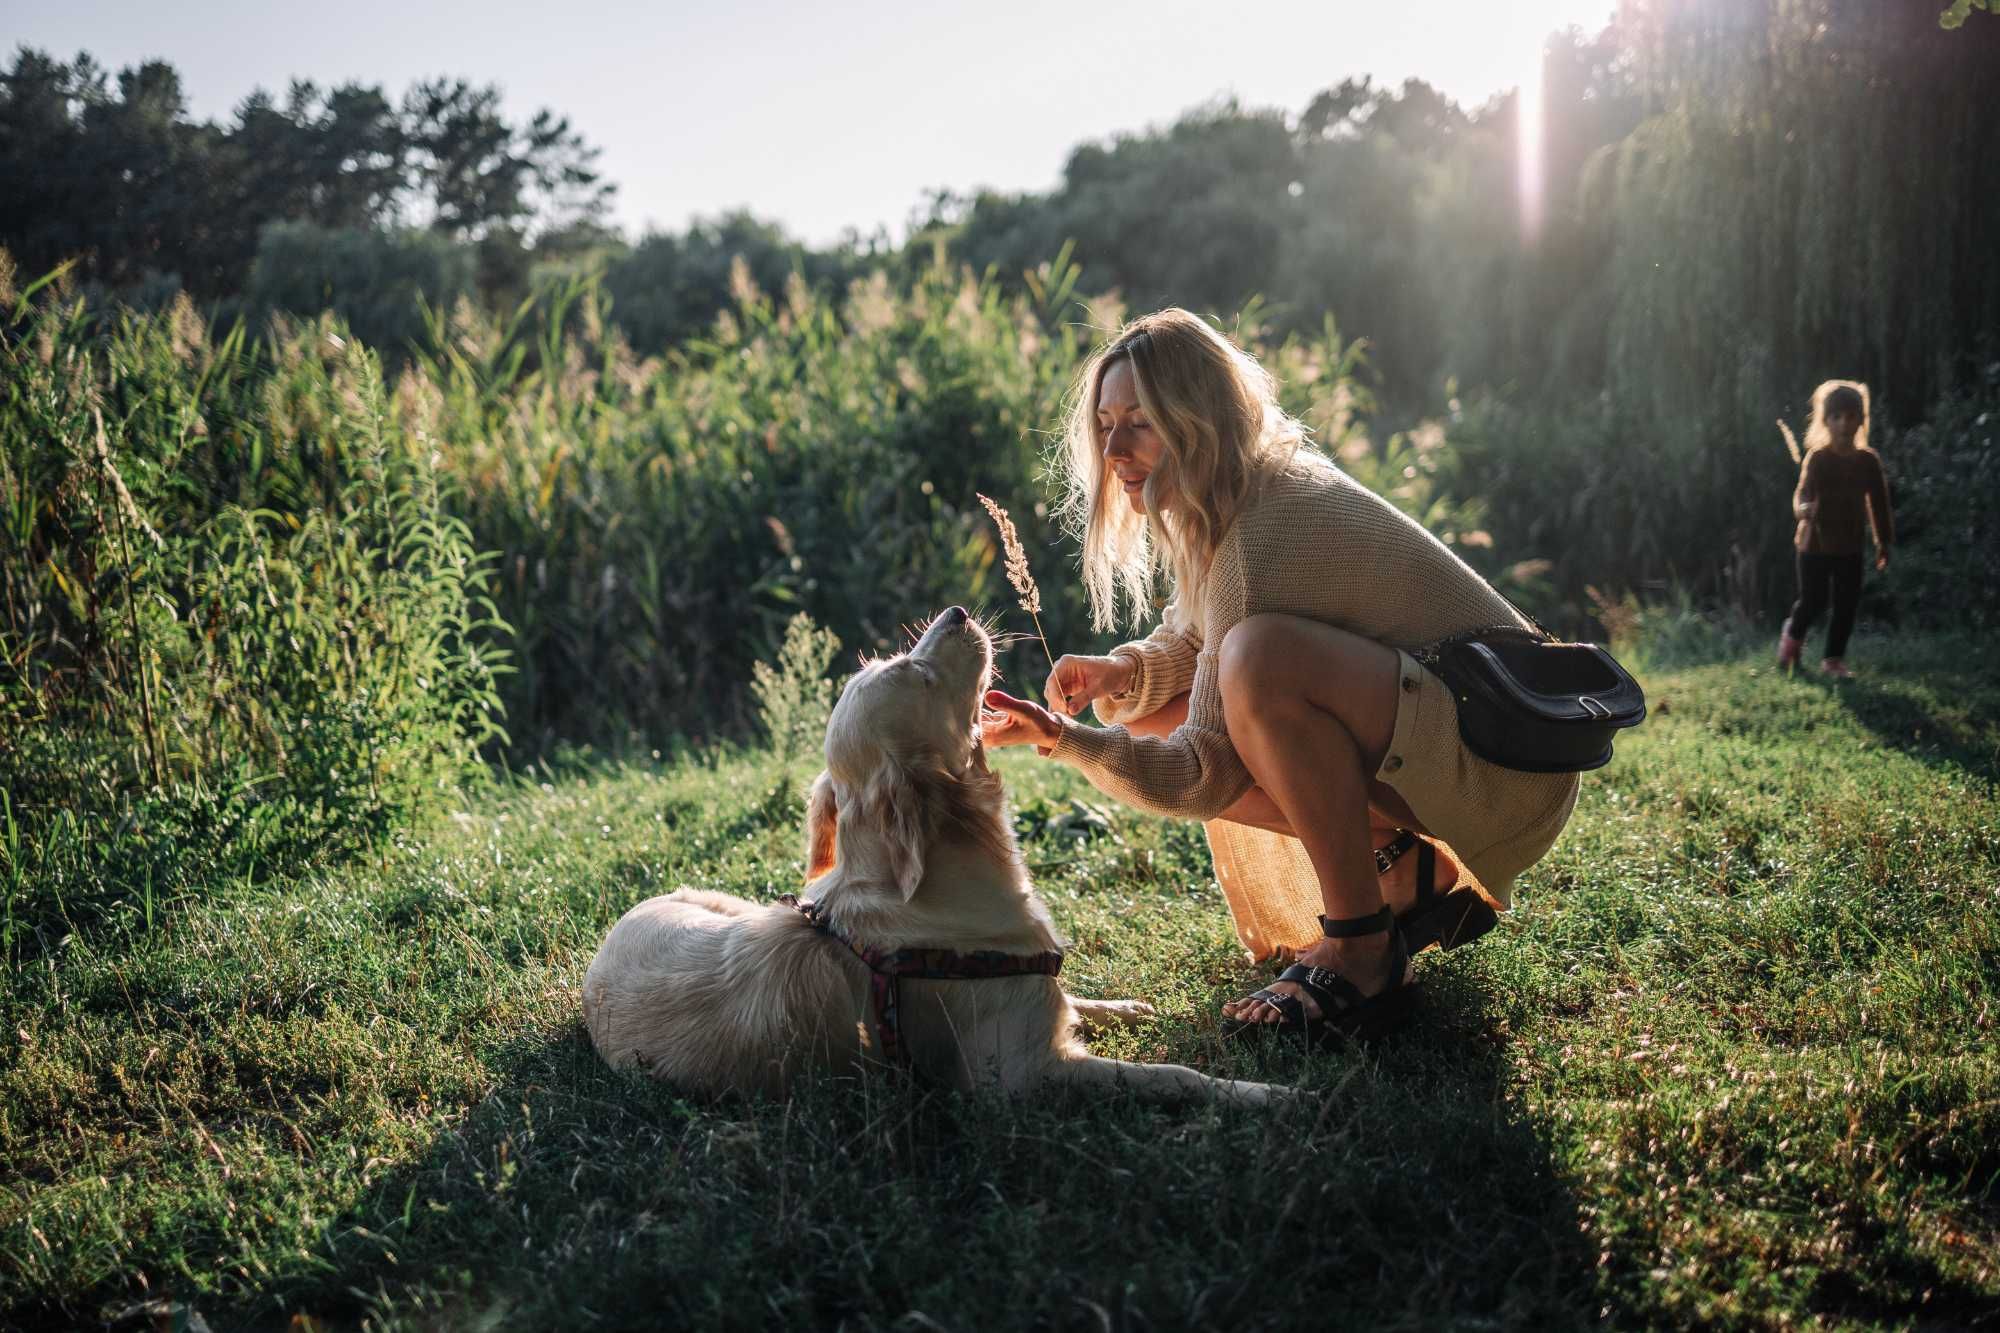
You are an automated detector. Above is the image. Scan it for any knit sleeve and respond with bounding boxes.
[1093,605,1201,725]
[1865,452,1894,550]
[1048,540,1254,821]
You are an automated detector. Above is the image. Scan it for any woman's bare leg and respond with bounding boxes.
[1119,681,1459,936]
[1196,615,1433,1024]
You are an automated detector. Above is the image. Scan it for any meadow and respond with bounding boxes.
[4,624,1998,1330]
[5,244,1999,1330]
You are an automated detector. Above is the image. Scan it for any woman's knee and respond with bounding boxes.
[1218,615,1393,714]
[1217,614,1317,713]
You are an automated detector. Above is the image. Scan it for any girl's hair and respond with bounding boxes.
[1052,309,1306,632]
[1804,379,1872,453]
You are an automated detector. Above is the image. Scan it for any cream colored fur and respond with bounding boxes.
[582,609,1288,1107]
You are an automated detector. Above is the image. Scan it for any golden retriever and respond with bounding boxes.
[582,606,1289,1106]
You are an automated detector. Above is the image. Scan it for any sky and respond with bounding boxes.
[8,0,1618,246]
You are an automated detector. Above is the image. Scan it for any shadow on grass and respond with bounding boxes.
[271,975,1600,1332]
[1826,668,2000,783]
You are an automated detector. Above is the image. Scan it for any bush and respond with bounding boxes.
[1871,383,2000,632]
[244,221,477,357]
[752,612,842,770]
[1442,377,2000,637]
[0,269,507,944]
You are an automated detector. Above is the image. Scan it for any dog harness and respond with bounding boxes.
[781,895,1064,1065]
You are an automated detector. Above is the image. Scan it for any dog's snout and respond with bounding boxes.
[940,606,968,625]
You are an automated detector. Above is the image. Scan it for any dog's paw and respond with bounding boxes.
[1075,998,1156,1026]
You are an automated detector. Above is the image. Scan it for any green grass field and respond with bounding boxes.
[4,633,1996,1331]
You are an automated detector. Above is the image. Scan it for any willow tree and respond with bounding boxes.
[1598,0,2000,426]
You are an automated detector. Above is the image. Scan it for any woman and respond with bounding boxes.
[979,309,1578,1044]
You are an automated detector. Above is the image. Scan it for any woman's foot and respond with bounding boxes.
[1777,632,1804,670]
[1222,926,1411,1026]
[1220,907,1421,1043]
[1820,657,1854,679]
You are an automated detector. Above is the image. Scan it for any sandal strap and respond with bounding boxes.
[1410,838,1438,911]
[1276,962,1367,1018]
[1244,985,1307,1027]
[1318,904,1395,938]
[1374,828,1418,876]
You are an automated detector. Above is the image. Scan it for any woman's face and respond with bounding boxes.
[1825,408,1860,445]
[1096,359,1166,515]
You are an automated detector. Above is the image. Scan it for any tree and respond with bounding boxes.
[401,78,611,239]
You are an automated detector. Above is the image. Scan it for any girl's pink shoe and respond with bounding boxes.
[1776,632,1803,670]
[1820,658,1854,680]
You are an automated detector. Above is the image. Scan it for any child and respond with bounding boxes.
[1776,380,1893,678]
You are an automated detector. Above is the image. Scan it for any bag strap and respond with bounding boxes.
[1490,585,1555,642]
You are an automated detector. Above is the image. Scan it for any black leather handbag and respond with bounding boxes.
[1413,624,1646,773]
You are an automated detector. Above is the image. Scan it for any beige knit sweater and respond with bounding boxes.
[1046,450,1574,958]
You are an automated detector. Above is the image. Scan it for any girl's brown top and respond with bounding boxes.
[1794,446,1893,555]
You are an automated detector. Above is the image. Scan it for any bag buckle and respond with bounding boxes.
[1578,695,1611,720]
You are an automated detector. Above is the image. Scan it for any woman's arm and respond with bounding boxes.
[1095,605,1201,724]
[1053,558,1256,822]
[1049,649,1254,821]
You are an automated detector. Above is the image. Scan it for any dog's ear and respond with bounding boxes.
[804,769,838,880]
[849,762,930,900]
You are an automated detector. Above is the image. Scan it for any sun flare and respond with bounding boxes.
[1517,32,1546,241]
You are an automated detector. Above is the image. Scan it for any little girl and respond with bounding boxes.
[1776,380,1893,678]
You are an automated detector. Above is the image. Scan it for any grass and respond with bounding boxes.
[3,630,1996,1331]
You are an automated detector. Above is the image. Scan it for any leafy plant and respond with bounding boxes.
[750,612,842,770]
[0,263,509,945]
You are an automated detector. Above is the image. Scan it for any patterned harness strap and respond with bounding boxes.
[780,895,1064,1064]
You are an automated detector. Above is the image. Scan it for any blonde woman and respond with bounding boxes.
[980,310,1579,1045]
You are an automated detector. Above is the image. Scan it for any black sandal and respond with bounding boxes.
[1221,906,1419,1047]
[1377,829,1498,954]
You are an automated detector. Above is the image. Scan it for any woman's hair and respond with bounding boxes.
[1804,379,1872,453]
[1052,309,1306,631]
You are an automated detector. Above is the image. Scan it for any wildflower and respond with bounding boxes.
[977,493,1055,671]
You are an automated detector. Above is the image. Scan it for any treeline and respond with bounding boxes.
[0,49,881,354]
[5,0,1997,618]
[8,3,1996,425]
[0,52,610,301]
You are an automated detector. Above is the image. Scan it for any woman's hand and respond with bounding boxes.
[981,689,1063,754]
[1042,654,1137,717]
[1876,550,1890,571]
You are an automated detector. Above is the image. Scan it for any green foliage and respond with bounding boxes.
[1,244,1460,782]
[595,211,869,354]
[1869,386,2000,630]
[415,253,1079,745]
[1434,375,2000,633]
[750,612,842,768]
[1939,0,1996,28]
[0,269,509,946]
[243,221,478,355]
[2,635,1994,1328]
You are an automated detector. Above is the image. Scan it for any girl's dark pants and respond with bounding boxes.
[1785,551,1864,658]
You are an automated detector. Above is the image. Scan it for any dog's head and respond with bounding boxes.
[804,606,1010,898]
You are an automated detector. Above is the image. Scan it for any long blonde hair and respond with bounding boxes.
[1053,309,1305,632]
[1804,379,1873,455]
